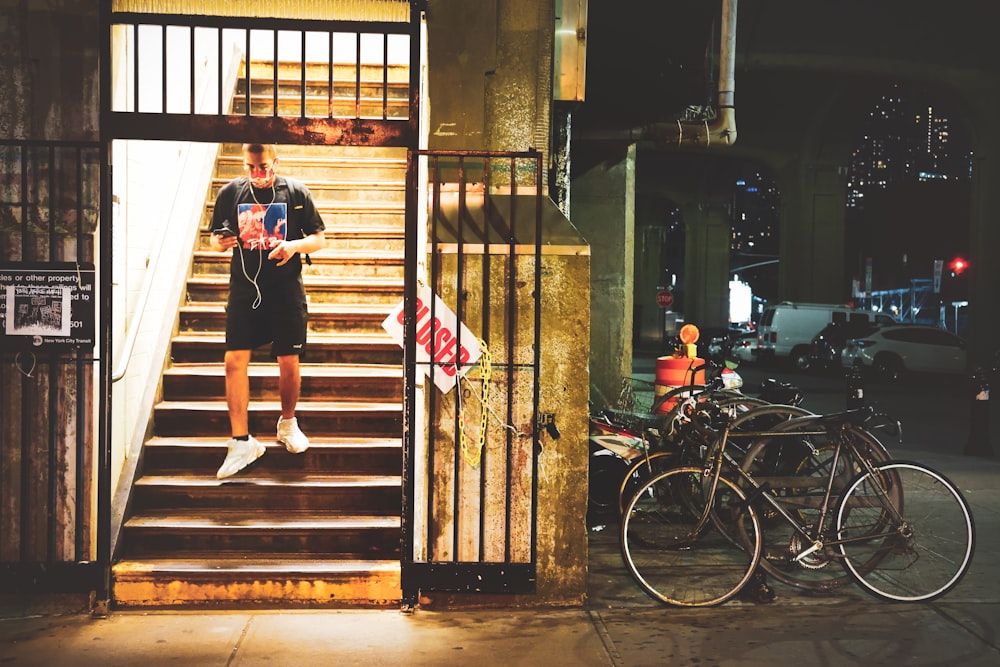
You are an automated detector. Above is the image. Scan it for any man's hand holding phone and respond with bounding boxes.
[213,227,239,251]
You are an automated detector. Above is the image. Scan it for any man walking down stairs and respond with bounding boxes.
[208,143,326,479]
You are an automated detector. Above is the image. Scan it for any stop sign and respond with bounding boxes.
[656,290,673,308]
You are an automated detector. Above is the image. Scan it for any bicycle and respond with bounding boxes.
[735,409,897,593]
[590,363,750,521]
[620,405,975,606]
[616,392,811,518]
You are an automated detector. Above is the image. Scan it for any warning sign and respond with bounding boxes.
[381,283,482,393]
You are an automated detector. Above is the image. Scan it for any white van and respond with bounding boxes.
[756,302,894,365]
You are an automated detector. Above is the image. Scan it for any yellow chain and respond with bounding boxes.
[458,338,491,467]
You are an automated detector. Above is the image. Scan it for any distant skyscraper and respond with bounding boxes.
[731,170,779,255]
[847,84,972,209]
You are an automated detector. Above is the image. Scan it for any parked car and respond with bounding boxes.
[841,325,967,381]
[757,301,895,365]
[728,321,756,336]
[700,327,735,361]
[802,321,881,372]
[705,323,758,361]
[729,331,759,363]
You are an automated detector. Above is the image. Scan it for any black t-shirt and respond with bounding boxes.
[210,176,325,300]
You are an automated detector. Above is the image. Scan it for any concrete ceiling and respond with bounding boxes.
[574,0,996,170]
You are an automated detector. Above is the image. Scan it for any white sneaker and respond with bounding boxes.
[216,436,266,479]
[277,416,310,454]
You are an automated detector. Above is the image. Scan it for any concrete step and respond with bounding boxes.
[213,151,407,182]
[140,436,402,476]
[111,557,401,607]
[192,248,404,278]
[203,198,405,226]
[184,274,402,306]
[232,96,409,119]
[131,472,401,513]
[219,142,406,159]
[120,510,400,560]
[152,400,402,438]
[162,363,402,403]
[195,221,405,253]
[168,331,402,365]
[232,65,410,120]
[178,302,395,335]
[207,176,405,203]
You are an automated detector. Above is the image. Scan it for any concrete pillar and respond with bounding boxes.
[572,143,636,408]
[965,83,1000,369]
[425,0,552,155]
[681,201,730,330]
[954,77,1000,459]
[485,0,553,157]
[633,220,673,348]
[776,160,848,303]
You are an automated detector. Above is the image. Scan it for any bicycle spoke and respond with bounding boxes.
[837,461,975,602]
[621,467,761,606]
[738,417,894,592]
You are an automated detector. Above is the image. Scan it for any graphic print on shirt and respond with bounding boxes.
[237,202,287,251]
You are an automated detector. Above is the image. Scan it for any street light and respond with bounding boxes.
[951,301,968,335]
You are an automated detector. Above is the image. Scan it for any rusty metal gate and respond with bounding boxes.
[401,150,543,602]
[102,4,423,603]
[0,140,103,594]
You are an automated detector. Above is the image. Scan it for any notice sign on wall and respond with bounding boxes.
[0,263,96,350]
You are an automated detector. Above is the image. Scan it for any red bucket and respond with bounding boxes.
[654,356,705,414]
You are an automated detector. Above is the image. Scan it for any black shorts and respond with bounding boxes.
[225,290,308,357]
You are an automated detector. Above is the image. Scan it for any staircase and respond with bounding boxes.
[112,136,408,607]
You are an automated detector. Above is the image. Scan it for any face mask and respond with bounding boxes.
[249,167,275,189]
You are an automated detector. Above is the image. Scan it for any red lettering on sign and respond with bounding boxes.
[403,295,474,377]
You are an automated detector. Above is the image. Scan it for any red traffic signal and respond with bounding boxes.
[949,257,969,276]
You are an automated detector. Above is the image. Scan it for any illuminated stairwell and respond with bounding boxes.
[112,138,408,607]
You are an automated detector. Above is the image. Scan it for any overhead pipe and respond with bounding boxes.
[645,0,736,147]
[589,0,738,148]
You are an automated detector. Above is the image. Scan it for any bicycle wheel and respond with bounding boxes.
[724,402,813,460]
[620,466,762,606]
[615,396,773,517]
[837,461,975,602]
[738,417,892,593]
[617,451,677,518]
[589,448,633,515]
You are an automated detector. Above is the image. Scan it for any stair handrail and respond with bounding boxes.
[110,205,174,384]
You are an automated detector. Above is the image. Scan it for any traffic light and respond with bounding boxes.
[943,256,969,301]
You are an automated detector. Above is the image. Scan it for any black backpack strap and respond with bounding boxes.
[211,180,244,233]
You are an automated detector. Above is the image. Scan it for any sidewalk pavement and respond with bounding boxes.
[3,447,997,667]
[4,354,1000,666]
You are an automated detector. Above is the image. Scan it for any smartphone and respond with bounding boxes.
[216,228,236,238]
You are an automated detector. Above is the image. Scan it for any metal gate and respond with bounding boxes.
[0,140,103,594]
[401,150,543,602]
[85,2,424,605]
[104,7,420,145]
[95,3,542,605]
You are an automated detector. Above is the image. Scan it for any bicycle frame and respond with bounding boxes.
[694,420,903,561]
